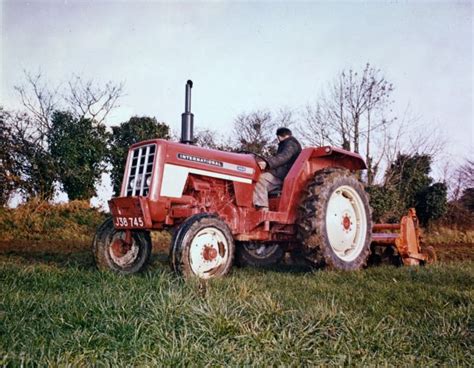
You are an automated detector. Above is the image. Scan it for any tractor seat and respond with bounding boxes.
[268,189,282,198]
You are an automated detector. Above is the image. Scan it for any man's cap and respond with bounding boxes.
[276,127,292,137]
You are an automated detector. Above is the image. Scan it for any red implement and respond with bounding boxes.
[372,208,436,266]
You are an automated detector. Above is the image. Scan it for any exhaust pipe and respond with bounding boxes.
[180,80,194,144]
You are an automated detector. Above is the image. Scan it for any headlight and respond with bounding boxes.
[146,176,152,186]
[129,176,142,189]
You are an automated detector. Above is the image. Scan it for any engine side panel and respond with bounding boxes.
[163,140,257,188]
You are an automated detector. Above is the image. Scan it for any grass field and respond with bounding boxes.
[0,202,472,366]
[1,245,473,366]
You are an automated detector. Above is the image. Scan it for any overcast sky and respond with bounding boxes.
[1,0,472,205]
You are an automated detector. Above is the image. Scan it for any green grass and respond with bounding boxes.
[0,252,472,366]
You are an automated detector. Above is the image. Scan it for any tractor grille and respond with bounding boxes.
[125,144,156,197]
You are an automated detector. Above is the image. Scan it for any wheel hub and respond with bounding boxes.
[202,245,218,261]
[109,232,140,267]
[342,214,352,231]
[111,238,132,258]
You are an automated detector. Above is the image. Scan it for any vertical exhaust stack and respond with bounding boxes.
[180,80,194,144]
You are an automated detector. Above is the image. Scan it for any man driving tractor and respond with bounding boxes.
[94,81,434,280]
[253,127,302,209]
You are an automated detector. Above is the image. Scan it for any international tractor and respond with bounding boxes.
[93,81,436,279]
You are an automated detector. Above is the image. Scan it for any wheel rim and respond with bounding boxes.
[243,243,280,259]
[108,232,140,268]
[325,185,367,262]
[189,227,230,278]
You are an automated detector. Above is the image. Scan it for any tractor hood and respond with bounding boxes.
[122,139,258,200]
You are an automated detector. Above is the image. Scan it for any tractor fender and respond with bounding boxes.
[276,146,366,222]
[309,146,367,171]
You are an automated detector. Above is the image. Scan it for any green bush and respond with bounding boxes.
[416,182,448,226]
[0,200,107,242]
[371,153,448,226]
[366,185,401,223]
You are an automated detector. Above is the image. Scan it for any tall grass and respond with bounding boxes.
[0,253,472,366]
[424,227,474,244]
[0,200,106,242]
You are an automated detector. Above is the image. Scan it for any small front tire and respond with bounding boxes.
[170,214,235,279]
[92,218,152,274]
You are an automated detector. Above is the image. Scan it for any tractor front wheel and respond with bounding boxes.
[298,168,372,270]
[92,218,152,274]
[170,214,235,279]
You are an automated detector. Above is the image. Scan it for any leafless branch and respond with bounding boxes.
[14,70,59,140]
[64,75,124,124]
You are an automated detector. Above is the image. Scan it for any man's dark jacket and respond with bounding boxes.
[266,136,302,180]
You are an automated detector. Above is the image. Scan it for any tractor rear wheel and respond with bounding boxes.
[298,168,372,270]
[170,214,235,279]
[236,242,285,267]
[92,218,152,274]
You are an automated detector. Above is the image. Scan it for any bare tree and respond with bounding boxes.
[14,71,59,142]
[302,63,394,184]
[363,70,394,183]
[14,70,124,130]
[64,75,124,124]
[232,108,296,156]
[326,74,353,150]
[195,128,234,151]
[342,64,393,183]
[449,158,474,201]
[7,70,124,201]
[275,107,297,128]
[232,110,276,156]
[297,103,335,147]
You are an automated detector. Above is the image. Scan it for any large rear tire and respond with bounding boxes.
[170,214,235,279]
[298,168,372,270]
[92,218,152,274]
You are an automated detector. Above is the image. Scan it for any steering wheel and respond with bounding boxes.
[236,150,269,167]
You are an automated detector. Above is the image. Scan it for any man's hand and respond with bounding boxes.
[258,161,267,170]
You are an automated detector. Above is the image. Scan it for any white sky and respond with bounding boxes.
[1,0,473,206]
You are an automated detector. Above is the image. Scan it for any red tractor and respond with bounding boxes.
[93,81,434,279]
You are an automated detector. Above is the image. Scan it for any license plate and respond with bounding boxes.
[114,216,144,228]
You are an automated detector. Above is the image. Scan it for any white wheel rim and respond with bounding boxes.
[109,232,140,267]
[325,185,367,262]
[189,227,230,279]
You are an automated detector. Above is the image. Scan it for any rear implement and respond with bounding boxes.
[372,208,436,266]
